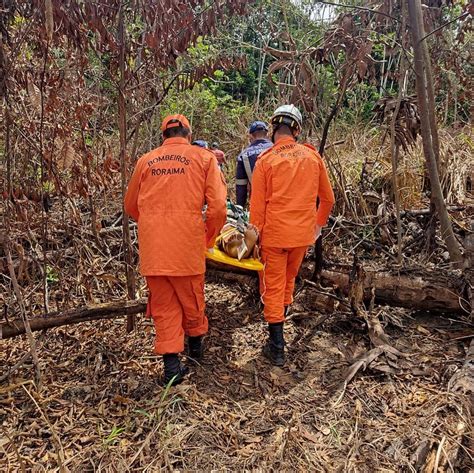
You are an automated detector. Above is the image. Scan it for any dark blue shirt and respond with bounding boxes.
[235,138,273,207]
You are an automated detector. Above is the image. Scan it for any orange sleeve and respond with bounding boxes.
[316,158,335,226]
[204,156,227,247]
[124,159,143,221]
[249,158,267,235]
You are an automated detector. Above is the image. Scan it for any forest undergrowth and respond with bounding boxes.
[1,0,473,470]
[1,124,473,471]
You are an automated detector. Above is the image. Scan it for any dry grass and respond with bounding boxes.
[319,125,474,212]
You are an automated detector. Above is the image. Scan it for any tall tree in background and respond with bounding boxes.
[407,0,463,267]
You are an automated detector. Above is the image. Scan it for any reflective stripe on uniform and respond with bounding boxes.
[242,154,253,183]
[236,178,249,185]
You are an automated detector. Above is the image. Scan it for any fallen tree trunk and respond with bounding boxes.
[1,269,469,339]
[0,299,148,339]
[321,269,468,313]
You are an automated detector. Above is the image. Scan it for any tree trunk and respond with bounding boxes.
[311,70,352,282]
[390,10,406,265]
[391,144,402,264]
[407,0,463,267]
[118,5,137,331]
[3,241,42,384]
[256,41,267,111]
[318,70,351,157]
[417,0,441,174]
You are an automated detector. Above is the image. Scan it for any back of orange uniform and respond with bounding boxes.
[250,137,335,247]
[124,137,227,276]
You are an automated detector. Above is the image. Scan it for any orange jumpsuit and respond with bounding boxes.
[124,137,227,354]
[250,136,335,323]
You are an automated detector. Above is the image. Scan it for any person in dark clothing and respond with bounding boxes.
[235,121,273,207]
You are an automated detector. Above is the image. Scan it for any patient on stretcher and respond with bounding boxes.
[205,202,262,270]
[218,222,259,260]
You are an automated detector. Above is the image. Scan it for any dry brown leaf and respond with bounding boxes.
[57,140,76,171]
[27,79,41,112]
[264,46,294,59]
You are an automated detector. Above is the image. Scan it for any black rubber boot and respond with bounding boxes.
[262,322,285,366]
[163,354,189,386]
[188,336,204,361]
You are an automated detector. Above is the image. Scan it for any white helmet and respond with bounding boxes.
[271,104,303,131]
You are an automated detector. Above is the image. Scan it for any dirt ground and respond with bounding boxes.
[1,278,472,472]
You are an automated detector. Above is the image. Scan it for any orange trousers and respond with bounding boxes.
[259,246,308,323]
[146,274,208,354]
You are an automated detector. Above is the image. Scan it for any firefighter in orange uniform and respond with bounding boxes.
[124,114,227,385]
[250,105,335,366]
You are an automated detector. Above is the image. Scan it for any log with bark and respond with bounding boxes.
[207,266,469,314]
[0,299,147,339]
[1,268,469,339]
[321,268,469,313]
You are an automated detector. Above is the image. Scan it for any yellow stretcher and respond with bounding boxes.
[205,230,263,272]
[206,247,263,271]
